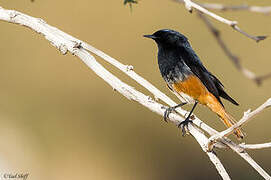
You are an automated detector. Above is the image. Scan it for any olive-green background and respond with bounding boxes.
[0,0,271,179]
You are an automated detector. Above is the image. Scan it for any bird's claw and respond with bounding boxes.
[178,118,193,136]
[163,107,177,122]
[163,102,187,122]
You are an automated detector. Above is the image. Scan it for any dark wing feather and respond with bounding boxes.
[209,74,239,105]
[178,43,238,106]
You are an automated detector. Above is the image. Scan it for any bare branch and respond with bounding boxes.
[240,142,271,150]
[0,6,271,180]
[194,3,271,14]
[225,140,271,180]
[197,12,271,85]
[183,0,193,12]
[174,0,271,14]
[174,0,267,42]
[189,125,230,179]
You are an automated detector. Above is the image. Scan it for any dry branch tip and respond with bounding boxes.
[255,36,268,43]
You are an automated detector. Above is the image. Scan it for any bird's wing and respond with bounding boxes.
[178,45,226,106]
[209,73,239,105]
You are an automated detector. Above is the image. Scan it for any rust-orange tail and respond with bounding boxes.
[220,110,245,140]
[205,94,245,140]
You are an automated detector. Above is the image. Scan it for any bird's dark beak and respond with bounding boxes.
[143,34,157,39]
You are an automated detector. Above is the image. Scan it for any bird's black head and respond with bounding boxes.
[144,29,189,47]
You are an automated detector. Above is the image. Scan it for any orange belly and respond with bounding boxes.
[172,75,209,105]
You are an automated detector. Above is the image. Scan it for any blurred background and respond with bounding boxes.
[0,0,271,179]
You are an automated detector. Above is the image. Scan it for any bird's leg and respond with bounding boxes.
[163,102,187,122]
[178,102,198,136]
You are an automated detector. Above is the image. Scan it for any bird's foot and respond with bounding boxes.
[163,103,187,122]
[178,117,193,136]
[163,107,177,122]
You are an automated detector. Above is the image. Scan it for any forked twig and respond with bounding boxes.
[174,0,267,42]
[197,13,271,85]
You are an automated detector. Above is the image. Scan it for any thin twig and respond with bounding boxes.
[197,12,240,67]
[174,0,267,42]
[174,0,271,14]
[255,73,271,86]
[182,0,237,26]
[197,12,271,85]
[195,3,271,14]
[240,142,271,150]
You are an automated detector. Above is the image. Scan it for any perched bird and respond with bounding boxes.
[144,29,244,139]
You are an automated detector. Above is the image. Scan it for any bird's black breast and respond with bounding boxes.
[158,46,192,84]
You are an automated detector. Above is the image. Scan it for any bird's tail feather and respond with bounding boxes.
[206,95,245,140]
[220,110,245,140]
